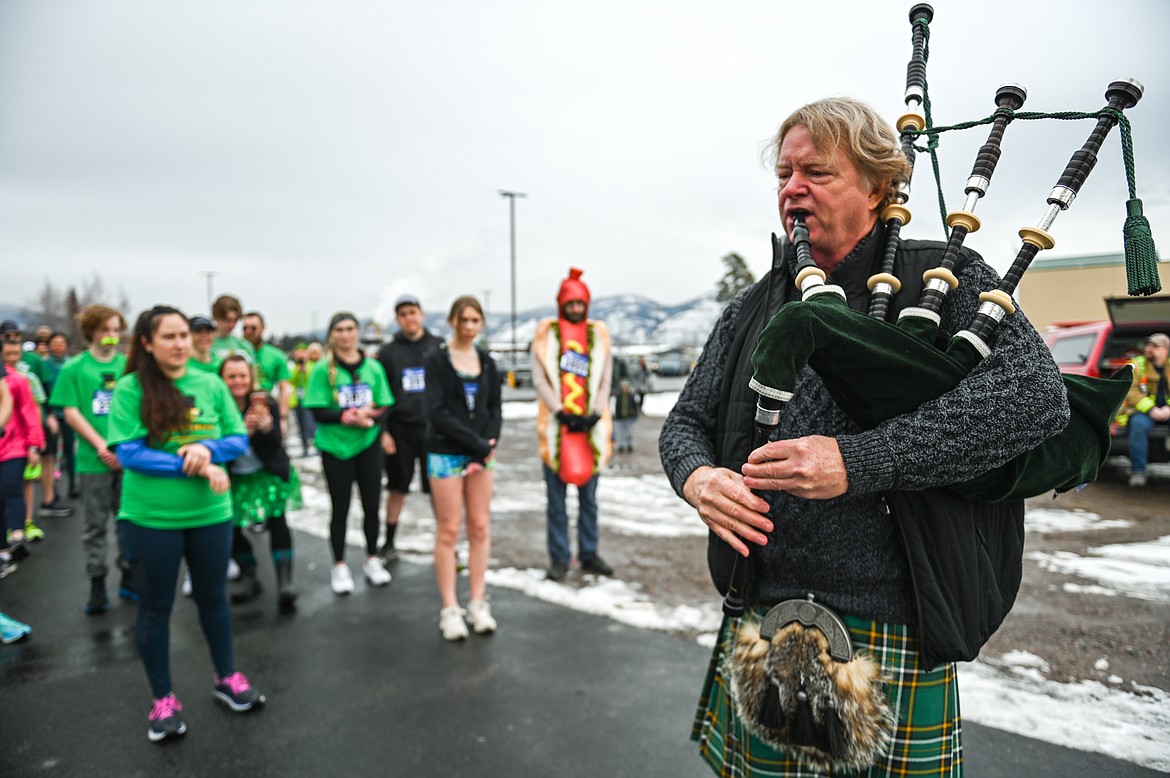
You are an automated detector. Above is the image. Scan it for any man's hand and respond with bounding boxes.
[97,445,121,471]
[555,410,575,429]
[741,436,848,500]
[177,443,213,476]
[682,466,773,557]
[1151,405,1170,423]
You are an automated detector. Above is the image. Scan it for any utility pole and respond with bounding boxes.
[200,271,217,310]
[498,190,526,365]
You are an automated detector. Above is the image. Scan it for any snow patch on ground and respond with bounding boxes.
[1024,507,1129,534]
[1028,536,1170,604]
[960,658,1170,772]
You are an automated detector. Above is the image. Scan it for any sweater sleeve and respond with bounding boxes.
[837,256,1071,494]
[425,352,492,459]
[658,289,747,497]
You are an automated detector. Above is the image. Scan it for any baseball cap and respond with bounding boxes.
[189,315,215,332]
[394,294,422,312]
[1145,333,1170,349]
[0,320,21,335]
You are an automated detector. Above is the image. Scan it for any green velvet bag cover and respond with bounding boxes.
[750,292,1130,500]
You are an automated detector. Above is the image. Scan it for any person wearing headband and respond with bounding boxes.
[303,312,395,595]
[660,97,1067,776]
[49,305,135,614]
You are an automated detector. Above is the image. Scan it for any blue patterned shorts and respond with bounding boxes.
[427,453,494,479]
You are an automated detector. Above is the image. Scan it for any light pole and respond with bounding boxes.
[200,271,217,310]
[498,190,526,365]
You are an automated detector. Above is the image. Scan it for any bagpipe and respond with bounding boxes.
[722,2,1159,619]
[720,4,1159,768]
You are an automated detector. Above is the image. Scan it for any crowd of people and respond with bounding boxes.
[0,274,628,743]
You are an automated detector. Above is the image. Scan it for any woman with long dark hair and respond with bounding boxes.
[424,296,501,640]
[219,354,302,612]
[303,312,394,595]
[107,306,265,743]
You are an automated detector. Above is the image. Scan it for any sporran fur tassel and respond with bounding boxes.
[727,619,895,772]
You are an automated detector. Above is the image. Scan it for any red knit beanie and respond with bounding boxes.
[557,267,591,309]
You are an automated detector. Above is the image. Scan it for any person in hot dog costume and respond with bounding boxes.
[532,268,614,582]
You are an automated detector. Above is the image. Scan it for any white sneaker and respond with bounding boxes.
[181,570,193,597]
[362,556,392,587]
[227,558,241,581]
[330,563,355,595]
[439,606,469,641]
[466,599,497,634]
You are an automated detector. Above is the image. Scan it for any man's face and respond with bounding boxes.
[192,328,215,353]
[243,315,264,346]
[775,124,883,269]
[561,300,587,324]
[1145,342,1169,367]
[216,311,239,338]
[2,342,21,367]
[396,305,425,340]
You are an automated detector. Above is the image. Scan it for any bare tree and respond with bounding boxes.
[25,273,133,347]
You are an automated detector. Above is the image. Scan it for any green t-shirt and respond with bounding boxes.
[211,335,255,364]
[187,354,222,375]
[303,357,393,459]
[19,349,50,385]
[107,370,247,528]
[48,351,127,474]
[254,343,290,392]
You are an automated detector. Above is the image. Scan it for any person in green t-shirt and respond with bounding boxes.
[49,305,134,614]
[287,343,317,456]
[242,311,291,434]
[186,315,221,375]
[210,294,255,364]
[106,306,265,743]
[304,312,394,595]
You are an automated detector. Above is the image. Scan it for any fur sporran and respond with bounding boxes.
[726,598,894,772]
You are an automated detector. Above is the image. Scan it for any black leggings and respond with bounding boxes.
[231,515,293,562]
[321,442,383,562]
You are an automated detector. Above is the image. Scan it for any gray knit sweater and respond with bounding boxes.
[659,237,1070,624]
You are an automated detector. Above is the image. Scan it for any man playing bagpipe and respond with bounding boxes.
[660,97,1068,776]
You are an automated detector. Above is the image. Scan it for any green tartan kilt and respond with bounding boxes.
[693,610,963,777]
[230,466,303,527]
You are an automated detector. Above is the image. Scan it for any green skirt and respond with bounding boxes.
[230,466,303,527]
[693,610,963,777]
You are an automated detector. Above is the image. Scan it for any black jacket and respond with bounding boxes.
[423,344,502,460]
[711,230,1025,670]
[377,330,442,428]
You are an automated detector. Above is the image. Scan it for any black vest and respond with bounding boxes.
[709,225,1024,669]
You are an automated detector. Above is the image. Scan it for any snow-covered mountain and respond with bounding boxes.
[436,292,725,350]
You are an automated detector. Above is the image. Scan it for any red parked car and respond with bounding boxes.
[1041,296,1170,461]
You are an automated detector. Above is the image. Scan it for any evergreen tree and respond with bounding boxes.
[715,252,755,303]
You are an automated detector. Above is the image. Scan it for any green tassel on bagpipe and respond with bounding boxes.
[1124,197,1160,296]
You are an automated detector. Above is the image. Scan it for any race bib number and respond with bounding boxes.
[559,350,590,378]
[402,367,426,393]
[463,380,479,413]
[338,382,373,409]
[91,389,113,416]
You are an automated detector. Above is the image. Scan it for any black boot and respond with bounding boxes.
[229,559,262,604]
[274,556,297,614]
[85,577,109,615]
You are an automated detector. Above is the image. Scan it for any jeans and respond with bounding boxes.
[1127,412,1168,473]
[118,519,235,699]
[293,405,316,453]
[543,464,599,565]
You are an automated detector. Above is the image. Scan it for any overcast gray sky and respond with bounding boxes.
[2,0,1167,335]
